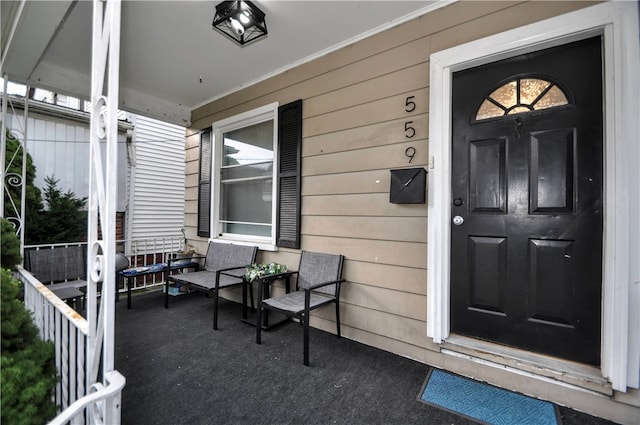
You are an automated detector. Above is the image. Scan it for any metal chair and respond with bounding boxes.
[256,251,345,366]
[24,246,87,309]
[166,242,258,329]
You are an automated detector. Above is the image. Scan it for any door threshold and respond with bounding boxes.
[442,335,613,396]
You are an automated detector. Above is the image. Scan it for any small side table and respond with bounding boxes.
[50,285,86,312]
[242,271,294,330]
[119,261,199,309]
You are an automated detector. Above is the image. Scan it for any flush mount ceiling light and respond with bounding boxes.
[212,1,268,46]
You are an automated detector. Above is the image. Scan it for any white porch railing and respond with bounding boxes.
[47,371,125,425]
[17,266,125,425]
[16,236,185,423]
[120,236,186,292]
[25,236,186,293]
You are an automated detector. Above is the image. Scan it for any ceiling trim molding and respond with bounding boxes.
[25,61,190,127]
[120,86,191,127]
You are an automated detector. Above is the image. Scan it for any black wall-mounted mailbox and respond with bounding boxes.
[389,168,427,204]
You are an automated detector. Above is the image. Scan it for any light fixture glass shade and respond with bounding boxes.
[212,1,268,46]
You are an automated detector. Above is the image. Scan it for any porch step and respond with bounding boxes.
[442,335,613,397]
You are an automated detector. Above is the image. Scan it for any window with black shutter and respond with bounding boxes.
[203,100,302,249]
[197,129,212,237]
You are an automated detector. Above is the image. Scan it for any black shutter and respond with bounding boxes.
[197,128,212,238]
[277,100,302,248]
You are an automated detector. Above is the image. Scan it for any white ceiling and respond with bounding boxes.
[1,1,443,126]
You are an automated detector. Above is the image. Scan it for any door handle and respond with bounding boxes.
[452,216,464,226]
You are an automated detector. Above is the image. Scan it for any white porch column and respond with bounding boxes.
[87,0,123,424]
[1,77,6,216]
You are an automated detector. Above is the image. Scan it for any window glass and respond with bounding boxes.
[219,119,274,240]
[222,122,273,166]
[519,78,551,104]
[535,85,567,110]
[220,179,273,237]
[476,77,569,120]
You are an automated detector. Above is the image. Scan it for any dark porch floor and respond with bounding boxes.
[115,290,618,425]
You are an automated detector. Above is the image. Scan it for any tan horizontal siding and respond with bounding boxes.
[349,324,442,363]
[185,145,201,163]
[183,202,197,216]
[302,194,426,217]
[296,46,430,117]
[304,89,428,138]
[303,216,427,243]
[185,157,198,172]
[183,213,198,229]
[184,173,199,189]
[340,281,426,321]
[301,235,426,269]
[430,1,593,54]
[303,171,389,195]
[311,302,433,350]
[302,142,428,176]
[184,186,198,201]
[303,115,429,157]
[255,249,300,270]
[304,63,429,119]
[346,261,426,296]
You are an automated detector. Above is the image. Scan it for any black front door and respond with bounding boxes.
[450,37,603,365]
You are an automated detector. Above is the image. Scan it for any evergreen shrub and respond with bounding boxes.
[1,269,58,424]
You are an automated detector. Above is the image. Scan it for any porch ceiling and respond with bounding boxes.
[1,0,440,126]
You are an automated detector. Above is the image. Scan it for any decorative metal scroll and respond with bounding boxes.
[1,83,28,252]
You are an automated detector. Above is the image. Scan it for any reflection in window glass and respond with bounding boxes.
[519,78,551,104]
[477,100,504,119]
[536,85,568,110]
[223,121,273,166]
[491,81,518,108]
[476,77,569,120]
[220,179,273,237]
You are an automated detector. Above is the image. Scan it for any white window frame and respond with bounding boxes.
[427,2,639,392]
[211,102,279,251]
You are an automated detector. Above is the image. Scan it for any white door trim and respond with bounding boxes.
[427,1,640,392]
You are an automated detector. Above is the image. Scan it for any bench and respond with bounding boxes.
[24,245,87,309]
[119,259,199,309]
[166,242,258,330]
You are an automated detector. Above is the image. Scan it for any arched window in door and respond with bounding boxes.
[476,77,569,120]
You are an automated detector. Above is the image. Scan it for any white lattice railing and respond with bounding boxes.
[122,236,186,291]
[25,236,187,293]
[17,266,125,424]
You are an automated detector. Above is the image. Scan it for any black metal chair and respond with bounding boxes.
[256,251,345,366]
[26,248,132,309]
[24,246,87,309]
[166,242,258,329]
